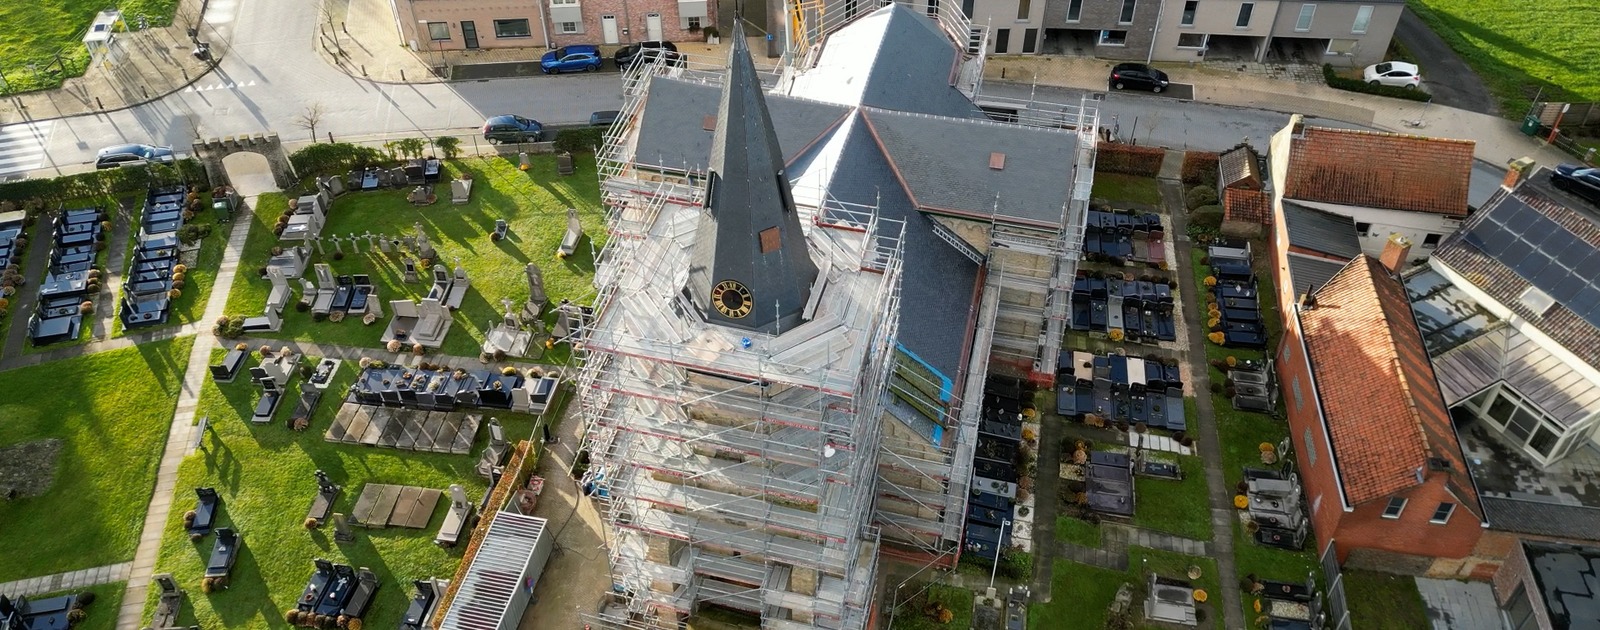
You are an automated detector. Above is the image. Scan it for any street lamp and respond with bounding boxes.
[988,519,1012,591]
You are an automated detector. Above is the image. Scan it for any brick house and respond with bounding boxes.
[1275,251,1486,568]
[395,0,713,54]
[1267,114,1475,266]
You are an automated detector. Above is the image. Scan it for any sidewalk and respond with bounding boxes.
[982,55,1573,169]
[0,0,219,126]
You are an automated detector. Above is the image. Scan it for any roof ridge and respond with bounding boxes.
[1305,124,1478,146]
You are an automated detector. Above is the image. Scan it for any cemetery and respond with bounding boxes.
[222,156,604,359]
[27,206,105,345]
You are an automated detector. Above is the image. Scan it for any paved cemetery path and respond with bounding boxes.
[0,562,134,599]
[114,197,255,630]
[89,200,135,340]
[0,214,59,361]
[1162,177,1246,630]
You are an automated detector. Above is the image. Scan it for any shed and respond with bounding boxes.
[436,512,554,630]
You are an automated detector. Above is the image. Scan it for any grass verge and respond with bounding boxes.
[1092,172,1163,207]
[0,335,194,582]
[1030,549,1223,630]
[1405,0,1600,114]
[889,584,975,630]
[1133,454,1211,540]
[1343,569,1430,629]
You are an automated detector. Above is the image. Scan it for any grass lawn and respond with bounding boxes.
[0,335,193,582]
[1030,549,1223,630]
[1343,569,1430,629]
[110,204,228,338]
[0,0,177,93]
[224,155,604,360]
[1133,454,1210,540]
[23,581,126,630]
[1092,172,1163,207]
[144,351,553,629]
[1056,514,1103,547]
[889,584,975,630]
[1406,0,1600,114]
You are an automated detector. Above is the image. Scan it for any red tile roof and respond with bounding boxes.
[1285,126,1475,217]
[1224,188,1271,225]
[1301,256,1481,515]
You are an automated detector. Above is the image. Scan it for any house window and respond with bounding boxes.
[1303,428,1316,467]
[1067,0,1083,21]
[1353,5,1373,33]
[1180,0,1197,26]
[560,21,579,33]
[1355,222,1372,235]
[550,0,578,5]
[1017,0,1030,20]
[1295,5,1316,31]
[1236,2,1253,27]
[1177,33,1206,48]
[1382,497,1407,519]
[1022,28,1038,53]
[1100,30,1127,46]
[995,28,1010,53]
[1423,233,1441,248]
[493,18,533,38]
[1430,502,1456,524]
[1291,377,1304,411]
[426,22,450,40]
[1119,0,1137,24]
[686,17,701,29]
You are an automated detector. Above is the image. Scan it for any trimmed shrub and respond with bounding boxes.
[1181,151,1221,186]
[1185,185,1219,210]
[290,143,387,176]
[74,591,96,607]
[1323,64,1432,102]
[1191,206,1224,230]
[1096,143,1166,177]
[554,127,605,153]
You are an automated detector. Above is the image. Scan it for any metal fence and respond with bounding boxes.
[1320,540,1353,630]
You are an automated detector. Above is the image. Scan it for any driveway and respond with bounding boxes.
[1393,7,1500,116]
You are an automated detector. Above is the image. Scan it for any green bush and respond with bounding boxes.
[1000,548,1034,580]
[177,223,214,245]
[553,127,605,153]
[1185,185,1219,211]
[1192,205,1224,229]
[0,159,206,203]
[288,143,386,177]
[1096,143,1166,177]
[1323,64,1432,102]
[1181,151,1220,187]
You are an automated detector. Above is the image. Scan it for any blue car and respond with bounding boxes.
[540,46,602,74]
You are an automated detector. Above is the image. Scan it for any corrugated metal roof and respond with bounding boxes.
[1432,326,1600,429]
[1281,201,1361,259]
[438,512,549,630]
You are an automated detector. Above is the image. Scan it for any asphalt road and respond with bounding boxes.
[1393,7,1500,116]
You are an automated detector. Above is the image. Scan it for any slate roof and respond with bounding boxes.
[1301,256,1481,515]
[1432,174,1600,370]
[1282,201,1362,259]
[1286,254,1350,297]
[1284,126,1475,216]
[632,78,850,173]
[1490,499,1600,542]
[785,4,984,120]
[861,108,1078,227]
[1218,144,1263,190]
[686,26,820,335]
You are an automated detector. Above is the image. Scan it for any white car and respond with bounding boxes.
[1363,61,1422,89]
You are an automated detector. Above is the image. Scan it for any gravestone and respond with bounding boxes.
[332,237,343,254]
[332,513,355,543]
[402,257,419,284]
[401,235,417,252]
[415,222,436,260]
[313,236,325,255]
[364,232,377,250]
[378,235,392,253]
[525,262,548,318]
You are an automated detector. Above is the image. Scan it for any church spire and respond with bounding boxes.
[686,21,819,335]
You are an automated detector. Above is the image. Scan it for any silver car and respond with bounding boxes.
[95,144,176,169]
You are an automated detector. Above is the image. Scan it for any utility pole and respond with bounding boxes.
[988,519,1011,590]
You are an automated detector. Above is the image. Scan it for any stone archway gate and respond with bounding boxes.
[191,132,298,189]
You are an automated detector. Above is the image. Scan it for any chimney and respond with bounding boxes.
[1379,234,1412,274]
[1504,157,1536,191]
[1289,114,1306,138]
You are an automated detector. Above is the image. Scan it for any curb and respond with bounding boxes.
[2,52,224,127]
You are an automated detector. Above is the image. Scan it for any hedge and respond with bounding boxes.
[553,127,605,154]
[1322,64,1432,102]
[1181,151,1220,187]
[0,159,208,204]
[1096,143,1166,177]
[288,143,388,178]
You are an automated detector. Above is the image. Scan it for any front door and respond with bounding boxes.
[461,20,479,49]
[646,13,663,41]
[601,15,619,44]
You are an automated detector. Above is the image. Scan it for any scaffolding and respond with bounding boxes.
[582,58,906,625]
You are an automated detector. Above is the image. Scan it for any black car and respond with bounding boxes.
[1552,164,1600,208]
[1108,63,1170,93]
[481,115,544,144]
[614,41,679,70]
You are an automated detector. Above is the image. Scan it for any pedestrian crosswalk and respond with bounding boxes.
[0,120,54,179]
[183,80,257,93]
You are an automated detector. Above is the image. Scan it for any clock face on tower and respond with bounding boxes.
[711,279,754,319]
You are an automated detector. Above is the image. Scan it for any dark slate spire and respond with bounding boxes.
[686,21,819,335]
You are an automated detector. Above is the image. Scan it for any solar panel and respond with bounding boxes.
[1473,197,1600,328]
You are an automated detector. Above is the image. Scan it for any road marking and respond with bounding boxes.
[0,121,54,178]
[183,80,257,93]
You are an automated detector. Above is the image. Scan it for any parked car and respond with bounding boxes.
[1108,63,1170,93]
[615,41,679,70]
[481,115,544,143]
[1363,61,1422,89]
[589,110,621,127]
[540,45,603,74]
[1552,164,1600,208]
[94,144,175,169]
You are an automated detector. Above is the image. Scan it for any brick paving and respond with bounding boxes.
[0,562,134,599]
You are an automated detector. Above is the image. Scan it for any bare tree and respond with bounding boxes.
[293,103,327,142]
